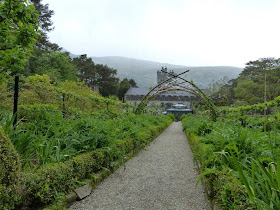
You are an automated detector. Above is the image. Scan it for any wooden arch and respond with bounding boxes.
[134,70,217,121]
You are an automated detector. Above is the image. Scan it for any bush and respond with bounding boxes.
[18,104,61,121]
[0,127,22,209]
[23,150,107,206]
[211,172,254,209]
[21,119,172,207]
[181,114,187,120]
[167,113,175,121]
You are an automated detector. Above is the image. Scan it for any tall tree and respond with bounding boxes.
[72,54,96,89]
[95,64,119,97]
[24,0,62,79]
[233,79,263,105]
[215,58,280,106]
[0,0,40,83]
[239,58,280,78]
[30,0,60,51]
[26,51,78,82]
[118,78,138,100]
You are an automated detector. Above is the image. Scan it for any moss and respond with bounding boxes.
[0,127,22,209]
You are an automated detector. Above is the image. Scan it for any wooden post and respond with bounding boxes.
[264,74,267,132]
[62,93,66,117]
[13,76,19,128]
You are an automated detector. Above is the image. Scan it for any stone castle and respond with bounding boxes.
[125,67,199,108]
[157,67,176,84]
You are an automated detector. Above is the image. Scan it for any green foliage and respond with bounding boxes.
[0,0,40,81]
[234,79,263,105]
[214,57,280,106]
[0,127,22,209]
[23,150,105,205]
[30,0,59,51]
[25,51,78,82]
[118,78,138,100]
[20,116,171,207]
[0,74,128,114]
[6,105,170,168]
[0,65,172,209]
[182,113,280,209]
[72,54,96,88]
[72,54,121,97]
[95,64,119,97]
[180,114,187,120]
[167,113,175,121]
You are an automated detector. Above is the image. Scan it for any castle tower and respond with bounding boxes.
[157,67,168,83]
[157,67,177,84]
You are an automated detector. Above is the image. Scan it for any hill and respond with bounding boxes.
[90,56,243,88]
[63,49,243,88]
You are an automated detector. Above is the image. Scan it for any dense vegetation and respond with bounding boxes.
[0,1,172,208]
[211,57,280,106]
[182,104,280,209]
[0,73,172,209]
[184,56,280,209]
[0,0,39,81]
[2,1,280,210]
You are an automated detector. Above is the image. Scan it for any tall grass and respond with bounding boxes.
[1,107,169,168]
[182,114,280,209]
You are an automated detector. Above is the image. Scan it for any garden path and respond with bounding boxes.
[69,122,210,210]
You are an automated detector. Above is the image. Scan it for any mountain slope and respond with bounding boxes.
[90,56,243,88]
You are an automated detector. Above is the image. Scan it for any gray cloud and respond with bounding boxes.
[43,0,280,67]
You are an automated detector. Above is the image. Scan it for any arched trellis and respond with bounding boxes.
[134,70,217,121]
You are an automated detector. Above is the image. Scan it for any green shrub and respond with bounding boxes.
[167,113,175,121]
[211,172,254,209]
[21,120,171,207]
[0,127,22,209]
[183,113,280,209]
[181,114,187,120]
[18,104,62,121]
[23,150,107,206]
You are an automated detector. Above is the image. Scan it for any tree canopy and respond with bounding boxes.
[95,64,119,97]
[0,0,40,81]
[25,51,78,82]
[72,54,96,88]
[30,0,60,51]
[118,78,138,100]
[212,57,280,106]
[72,54,121,97]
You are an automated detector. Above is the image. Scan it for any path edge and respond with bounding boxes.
[45,121,173,210]
[182,130,220,210]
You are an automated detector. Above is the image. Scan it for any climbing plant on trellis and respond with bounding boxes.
[134,70,217,121]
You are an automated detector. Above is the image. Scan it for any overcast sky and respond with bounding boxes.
[43,0,280,67]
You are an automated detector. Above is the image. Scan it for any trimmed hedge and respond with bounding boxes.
[23,150,107,206]
[21,118,172,208]
[0,127,22,209]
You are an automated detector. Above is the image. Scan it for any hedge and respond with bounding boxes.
[19,118,172,208]
[23,150,107,206]
[0,127,22,209]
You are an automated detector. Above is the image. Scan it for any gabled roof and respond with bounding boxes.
[125,87,196,97]
[125,87,149,96]
[160,92,194,96]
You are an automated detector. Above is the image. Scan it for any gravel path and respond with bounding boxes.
[69,122,211,210]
